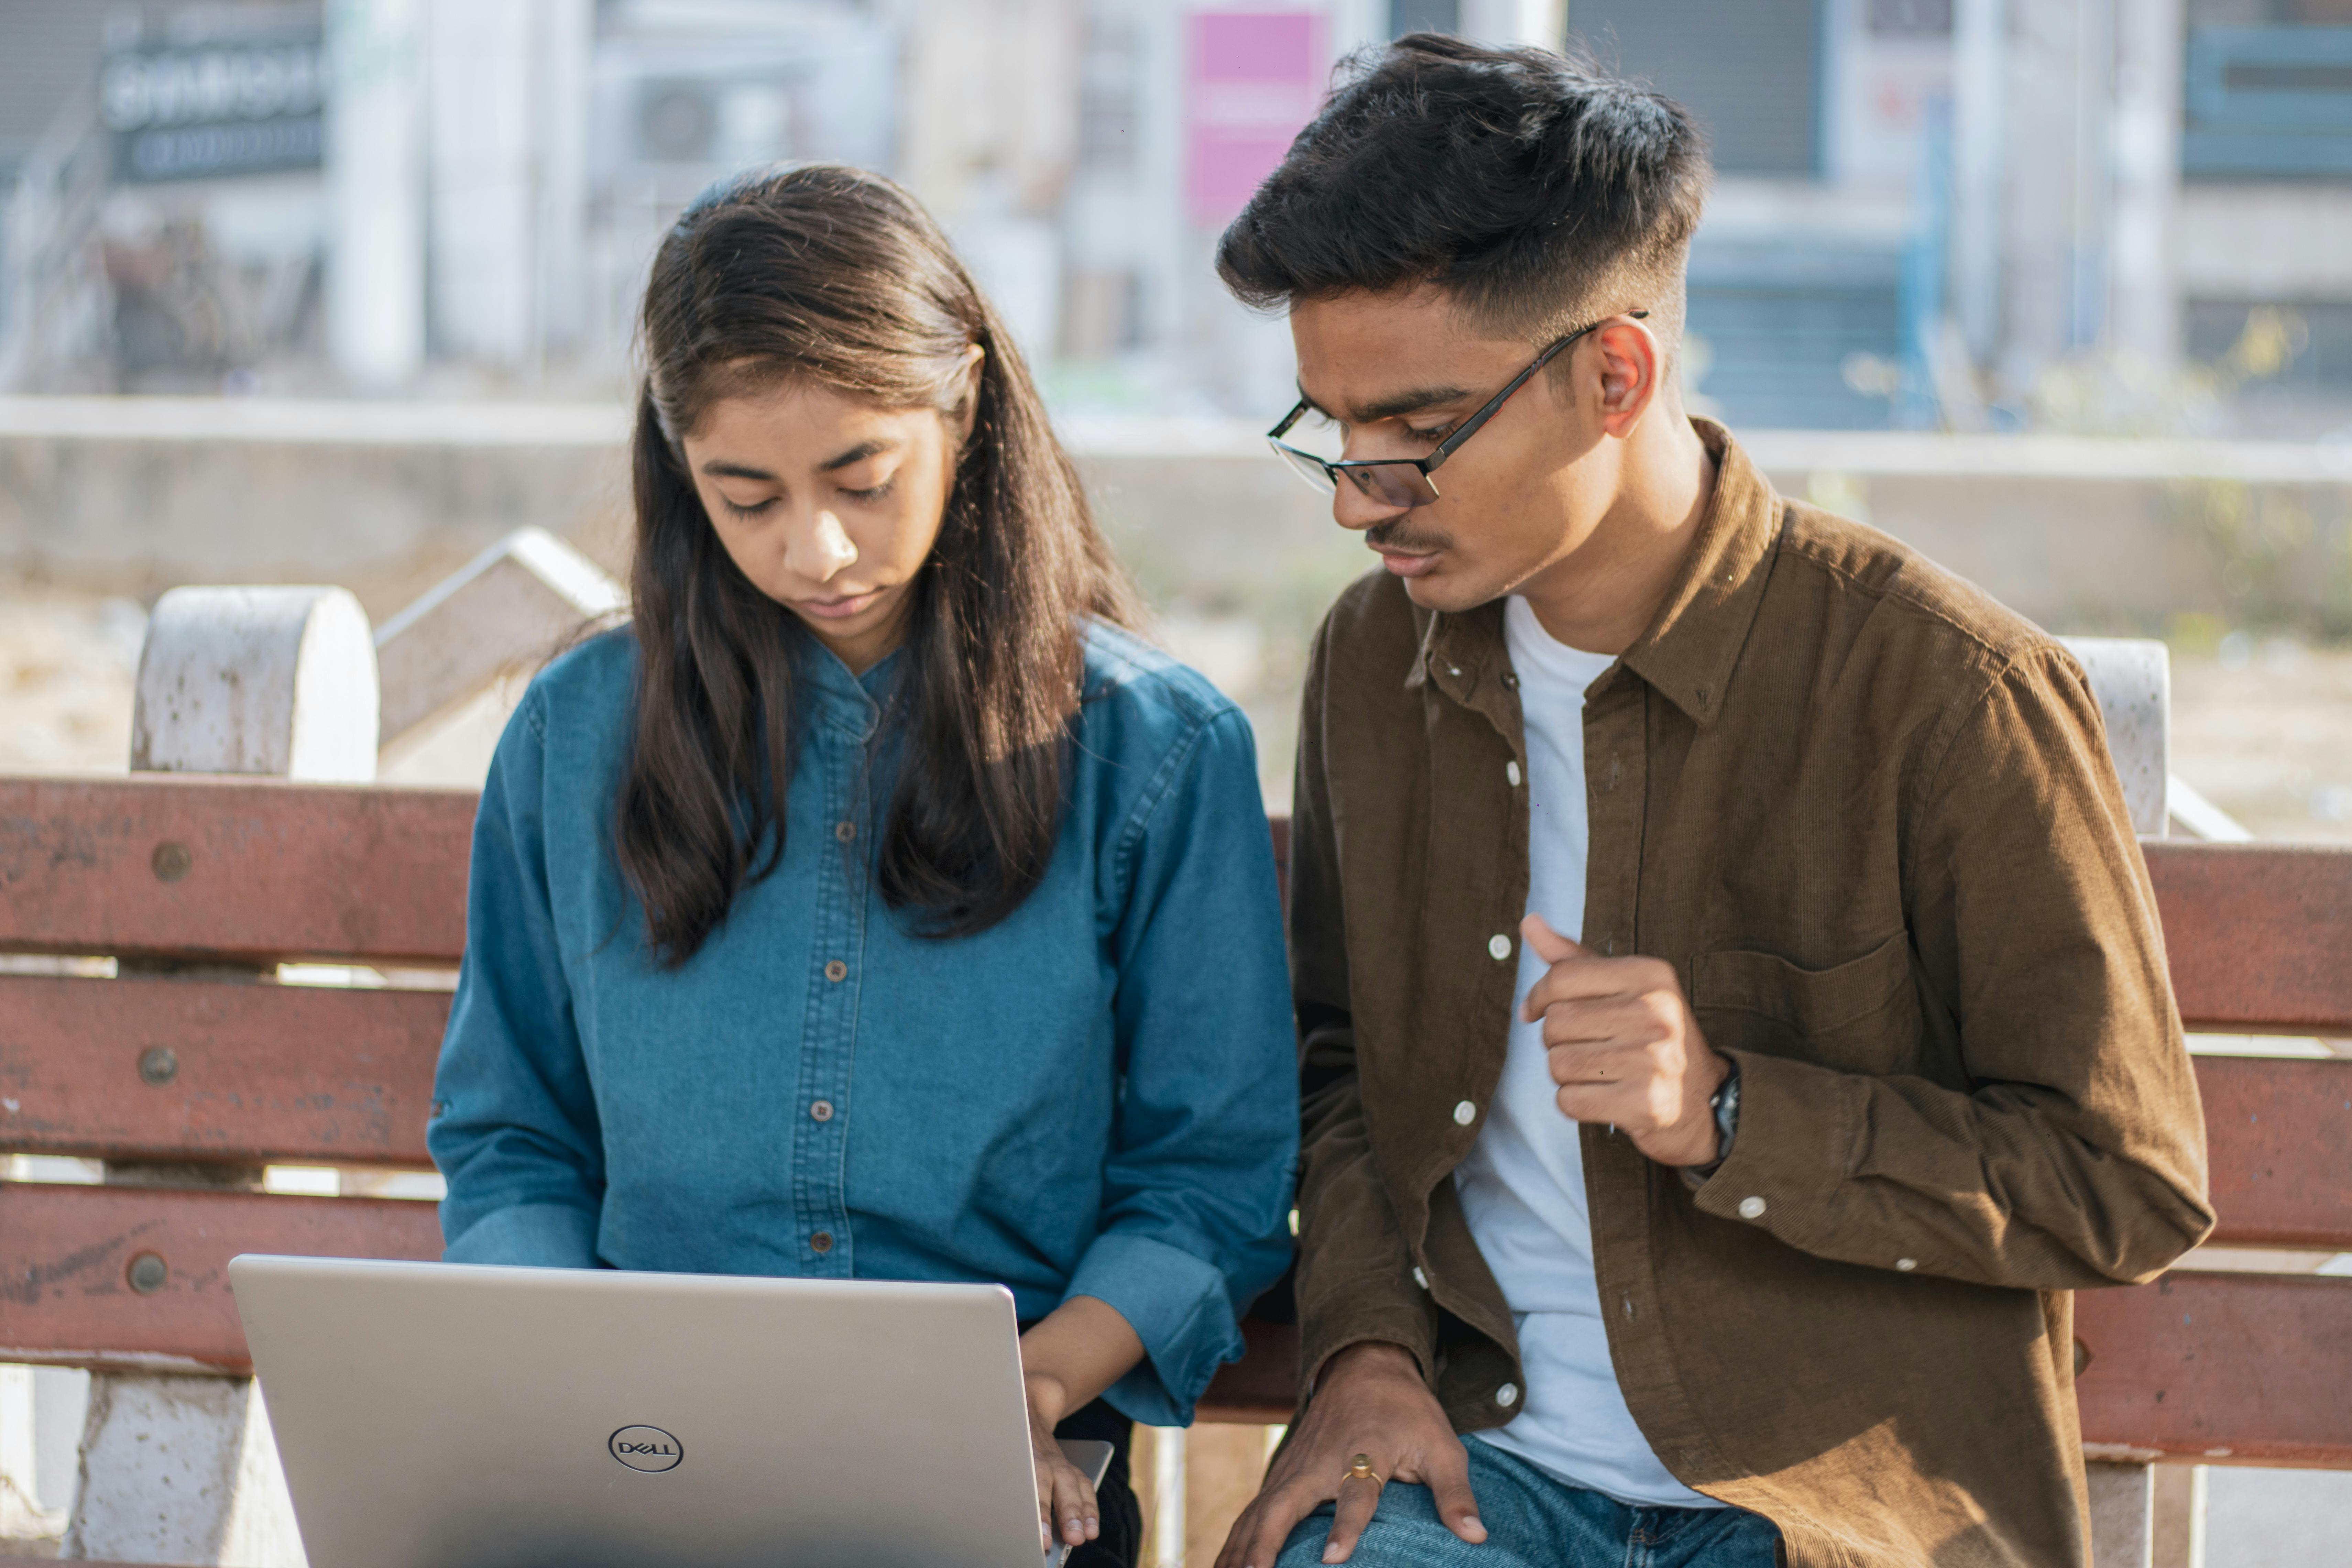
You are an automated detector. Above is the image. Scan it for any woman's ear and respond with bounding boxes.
[951,343,986,445]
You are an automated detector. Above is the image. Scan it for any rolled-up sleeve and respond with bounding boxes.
[1075,706,1299,1427]
[428,688,608,1268]
[1691,645,2215,1288]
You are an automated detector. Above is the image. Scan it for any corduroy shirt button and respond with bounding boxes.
[1488,933,1512,961]
[1453,1100,1477,1126]
[1738,1195,1768,1220]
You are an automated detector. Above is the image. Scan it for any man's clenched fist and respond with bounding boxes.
[1519,913,1730,1167]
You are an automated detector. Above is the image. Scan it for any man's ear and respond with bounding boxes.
[951,343,986,445]
[1591,316,1665,439]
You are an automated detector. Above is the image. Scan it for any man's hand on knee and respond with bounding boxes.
[1216,1340,1486,1568]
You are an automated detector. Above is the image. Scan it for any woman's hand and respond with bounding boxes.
[1018,1295,1146,1553]
[1027,1377,1102,1551]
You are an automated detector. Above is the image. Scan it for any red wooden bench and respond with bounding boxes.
[3,773,2348,1471]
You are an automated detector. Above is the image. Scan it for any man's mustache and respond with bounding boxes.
[1364,520,1452,554]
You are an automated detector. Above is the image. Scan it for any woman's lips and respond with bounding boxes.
[793,589,884,621]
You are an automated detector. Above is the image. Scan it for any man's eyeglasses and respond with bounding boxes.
[1265,311,1648,510]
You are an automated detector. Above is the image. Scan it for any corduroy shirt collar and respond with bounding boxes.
[1405,418,1780,728]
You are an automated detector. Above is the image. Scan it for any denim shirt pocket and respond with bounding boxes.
[1690,931,1922,1076]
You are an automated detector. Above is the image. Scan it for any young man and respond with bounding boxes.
[1213,36,2213,1568]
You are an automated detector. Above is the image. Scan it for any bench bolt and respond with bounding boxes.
[139,1047,179,1086]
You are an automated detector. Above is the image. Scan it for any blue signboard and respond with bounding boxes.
[101,31,326,183]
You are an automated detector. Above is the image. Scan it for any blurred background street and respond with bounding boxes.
[3,0,2352,1563]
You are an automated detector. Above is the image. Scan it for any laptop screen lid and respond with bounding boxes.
[230,1255,1058,1568]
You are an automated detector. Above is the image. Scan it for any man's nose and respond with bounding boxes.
[783,508,859,581]
[1330,471,1412,534]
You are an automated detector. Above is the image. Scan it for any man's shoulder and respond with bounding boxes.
[1771,502,2062,682]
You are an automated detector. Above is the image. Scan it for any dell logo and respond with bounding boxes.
[608,1425,683,1472]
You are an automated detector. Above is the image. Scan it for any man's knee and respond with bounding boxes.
[1271,1493,1515,1568]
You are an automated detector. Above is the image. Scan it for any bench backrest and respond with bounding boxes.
[2,775,2349,1462]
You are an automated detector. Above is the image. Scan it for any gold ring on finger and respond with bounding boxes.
[1345,1453,1382,1489]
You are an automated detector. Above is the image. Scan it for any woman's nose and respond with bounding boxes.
[784,509,860,582]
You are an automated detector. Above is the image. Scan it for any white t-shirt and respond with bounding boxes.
[1451,594,1720,1509]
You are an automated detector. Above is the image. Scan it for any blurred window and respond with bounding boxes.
[1389,1,1461,34]
[1566,0,1822,177]
[2186,24,2352,177]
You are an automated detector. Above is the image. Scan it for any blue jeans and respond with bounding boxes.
[1275,1437,1781,1568]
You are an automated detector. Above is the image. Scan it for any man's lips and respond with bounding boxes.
[1373,544,1442,578]
[792,589,884,621]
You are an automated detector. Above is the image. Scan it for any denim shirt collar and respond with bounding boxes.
[796,635,902,742]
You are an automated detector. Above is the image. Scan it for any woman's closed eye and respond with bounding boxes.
[718,494,779,520]
[839,476,897,503]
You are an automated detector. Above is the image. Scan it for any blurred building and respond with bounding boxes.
[0,0,2346,432]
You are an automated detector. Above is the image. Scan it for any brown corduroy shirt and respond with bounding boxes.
[1284,422,2214,1568]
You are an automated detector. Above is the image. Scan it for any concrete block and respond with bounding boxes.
[61,1374,303,1567]
[373,526,624,749]
[2060,636,2171,836]
[2090,1458,2155,1568]
[132,586,378,782]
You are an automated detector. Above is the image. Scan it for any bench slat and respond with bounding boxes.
[2147,841,2352,1035]
[2075,1271,2352,1466]
[2200,1055,2352,1251]
[0,1181,441,1374]
[0,776,474,965]
[0,974,448,1167]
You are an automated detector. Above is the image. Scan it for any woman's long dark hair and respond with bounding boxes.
[617,164,1139,966]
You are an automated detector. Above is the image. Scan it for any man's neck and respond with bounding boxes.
[1515,410,1718,657]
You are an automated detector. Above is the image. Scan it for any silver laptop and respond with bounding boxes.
[229,1255,1116,1568]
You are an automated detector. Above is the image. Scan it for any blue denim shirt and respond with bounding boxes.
[428,623,1299,1426]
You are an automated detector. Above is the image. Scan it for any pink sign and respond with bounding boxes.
[1186,10,1326,228]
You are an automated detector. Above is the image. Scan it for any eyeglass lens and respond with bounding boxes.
[1270,444,1439,509]
[1343,462,1438,508]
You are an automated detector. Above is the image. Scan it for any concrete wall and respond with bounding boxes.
[4,397,2350,637]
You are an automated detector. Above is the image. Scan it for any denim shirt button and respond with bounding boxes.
[834,820,857,843]
[824,960,847,983]
[810,1100,835,1123]
[810,1231,834,1254]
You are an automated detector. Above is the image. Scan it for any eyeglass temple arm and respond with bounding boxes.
[1424,311,1650,473]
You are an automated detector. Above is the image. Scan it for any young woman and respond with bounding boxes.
[428,165,1298,1567]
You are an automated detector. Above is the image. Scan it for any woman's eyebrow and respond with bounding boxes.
[819,438,898,472]
[700,460,777,481]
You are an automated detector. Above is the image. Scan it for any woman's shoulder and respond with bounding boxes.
[1077,619,1240,746]
[510,624,639,745]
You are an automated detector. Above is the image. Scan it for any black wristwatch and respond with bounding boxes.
[1696,1062,1741,1177]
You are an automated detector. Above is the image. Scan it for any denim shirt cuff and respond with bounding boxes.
[441,1201,603,1268]
[1064,1230,1243,1428]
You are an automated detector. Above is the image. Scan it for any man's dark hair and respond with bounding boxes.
[1217,34,1710,356]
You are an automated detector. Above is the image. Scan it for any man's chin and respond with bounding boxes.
[1397,563,1501,615]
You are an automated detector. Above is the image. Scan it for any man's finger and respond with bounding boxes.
[1320,1474,1382,1564]
[1221,1486,1317,1568]
[1522,963,1638,1021]
[1421,1441,1488,1545]
[1520,911,1581,965]
[1535,996,1652,1046]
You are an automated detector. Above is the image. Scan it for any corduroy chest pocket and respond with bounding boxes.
[1690,930,1922,1076]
